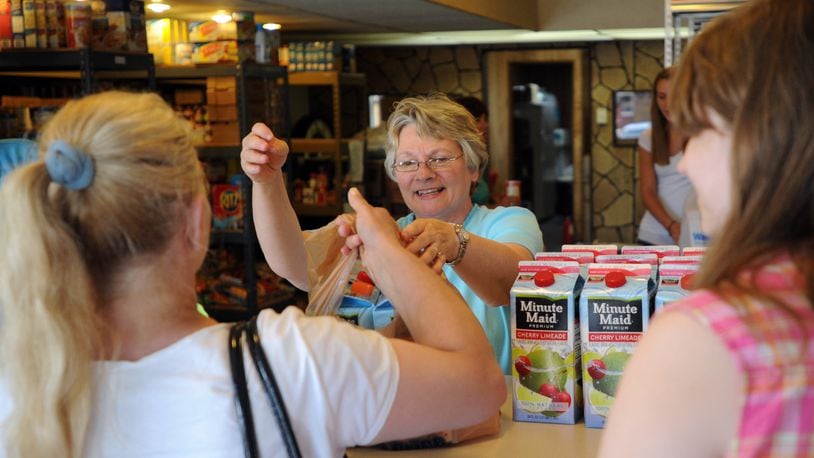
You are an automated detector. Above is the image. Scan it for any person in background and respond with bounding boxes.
[241,93,543,374]
[600,0,814,456]
[0,91,505,457]
[636,67,693,245]
[454,95,492,205]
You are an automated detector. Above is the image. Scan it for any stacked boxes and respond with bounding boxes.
[188,13,254,64]
[206,76,239,144]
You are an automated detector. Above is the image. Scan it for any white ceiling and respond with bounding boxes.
[152,0,525,33]
[146,0,668,44]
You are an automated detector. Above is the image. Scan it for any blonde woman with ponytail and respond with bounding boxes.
[0,91,503,457]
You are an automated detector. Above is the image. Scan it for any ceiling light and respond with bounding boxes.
[146,1,170,13]
[212,11,232,24]
[262,23,281,31]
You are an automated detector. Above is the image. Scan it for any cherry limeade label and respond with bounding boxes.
[511,261,583,424]
[579,263,652,428]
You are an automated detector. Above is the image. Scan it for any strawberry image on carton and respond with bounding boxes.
[579,263,652,428]
[511,261,583,424]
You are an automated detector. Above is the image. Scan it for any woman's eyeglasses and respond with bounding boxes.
[392,154,463,173]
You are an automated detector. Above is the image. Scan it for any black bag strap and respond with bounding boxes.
[229,322,258,458]
[230,316,303,458]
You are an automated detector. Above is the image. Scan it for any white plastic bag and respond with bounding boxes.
[304,222,359,316]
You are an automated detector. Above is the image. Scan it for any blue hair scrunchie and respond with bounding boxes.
[44,140,95,190]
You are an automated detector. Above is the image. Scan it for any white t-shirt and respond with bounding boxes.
[0,307,399,458]
[637,129,693,245]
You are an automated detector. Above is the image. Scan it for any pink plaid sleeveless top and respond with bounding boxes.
[666,255,814,457]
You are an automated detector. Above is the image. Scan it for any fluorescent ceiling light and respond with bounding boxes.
[263,23,281,31]
[146,1,170,13]
[597,28,666,40]
[212,11,232,23]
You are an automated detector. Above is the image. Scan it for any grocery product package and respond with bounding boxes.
[654,263,699,313]
[511,260,584,425]
[579,263,652,428]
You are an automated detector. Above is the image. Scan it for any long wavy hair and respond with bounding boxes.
[671,0,814,313]
[0,91,204,457]
[650,67,674,165]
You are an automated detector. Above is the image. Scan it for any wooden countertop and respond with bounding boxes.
[347,376,603,457]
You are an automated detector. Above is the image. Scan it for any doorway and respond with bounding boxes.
[485,49,589,247]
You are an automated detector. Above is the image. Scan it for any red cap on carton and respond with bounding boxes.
[680,272,696,290]
[605,271,627,288]
[534,270,555,287]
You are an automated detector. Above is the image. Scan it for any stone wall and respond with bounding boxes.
[590,41,663,243]
[357,41,664,243]
[358,46,484,99]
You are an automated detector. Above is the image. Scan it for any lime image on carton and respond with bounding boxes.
[510,260,583,424]
[579,263,652,428]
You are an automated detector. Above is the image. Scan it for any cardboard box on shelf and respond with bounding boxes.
[207,104,237,121]
[100,10,128,51]
[188,20,235,43]
[208,121,239,144]
[206,76,236,91]
[191,40,235,63]
[206,88,236,106]
[174,88,204,105]
[211,183,243,230]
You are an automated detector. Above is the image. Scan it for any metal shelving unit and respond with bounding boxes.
[156,62,289,317]
[665,1,745,66]
[287,71,367,219]
[0,48,156,94]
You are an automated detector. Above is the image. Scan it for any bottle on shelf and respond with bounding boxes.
[254,24,269,64]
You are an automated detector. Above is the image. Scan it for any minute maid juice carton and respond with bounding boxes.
[579,263,652,428]
[535,251,594,279]
[511,260,583,424]
[595,253,659,283]
[654,263,699,313]
[620,244,680,260]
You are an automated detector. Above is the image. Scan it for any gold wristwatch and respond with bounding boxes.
[447,223,470,266]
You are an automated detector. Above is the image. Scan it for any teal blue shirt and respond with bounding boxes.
[398,205,544,373]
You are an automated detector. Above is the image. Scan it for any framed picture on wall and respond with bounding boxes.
[613,90,652,146]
